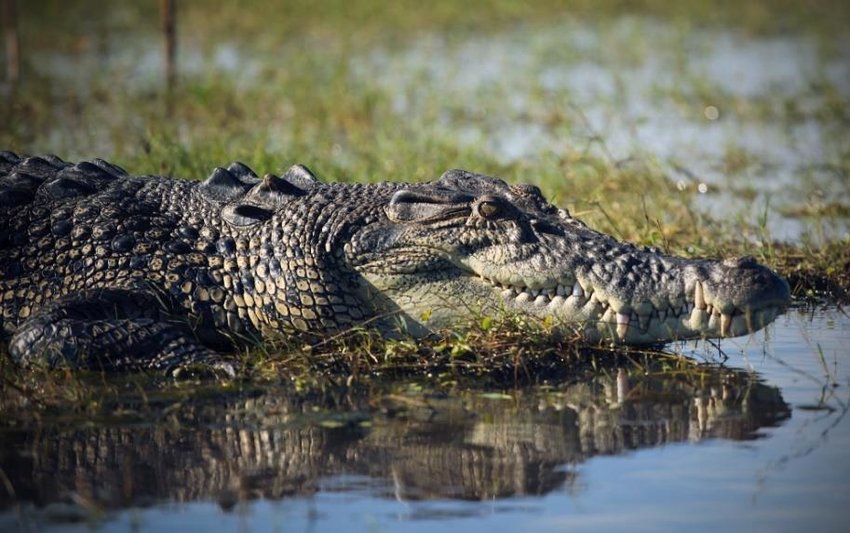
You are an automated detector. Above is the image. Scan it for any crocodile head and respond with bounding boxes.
[347,170,790,344]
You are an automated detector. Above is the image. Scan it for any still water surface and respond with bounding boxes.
[1,305,847,532]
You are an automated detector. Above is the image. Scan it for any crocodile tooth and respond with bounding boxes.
[690,307,708,330]
[638,313,650,332]
[551,295,565,306]
[516,292,531,304]
[501,289,513,299]
[610,300,630,315]
[694,281,706,310]
[534,295,549,307]
[572,282,583,297]
[542,287,555,297]
[720,313,732,337]
[616,312,630,340]
[556,284,567,297]
[531,288,541,297]
[617,368,630,403]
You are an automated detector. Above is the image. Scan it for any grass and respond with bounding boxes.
[0,311,771,428]
[1,1,849,414]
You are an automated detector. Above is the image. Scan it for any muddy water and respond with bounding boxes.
[1,305,847,531]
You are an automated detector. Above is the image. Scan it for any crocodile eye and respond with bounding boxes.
[476,200,501,219]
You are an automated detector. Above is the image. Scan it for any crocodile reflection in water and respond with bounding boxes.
[0,364,788,509]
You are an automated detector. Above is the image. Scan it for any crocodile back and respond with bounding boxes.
[0,152,128,210]
[0,152,172,337]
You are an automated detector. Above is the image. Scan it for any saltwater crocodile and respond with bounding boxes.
[0,152,790,374]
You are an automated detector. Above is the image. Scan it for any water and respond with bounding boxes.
[1,305,847,532]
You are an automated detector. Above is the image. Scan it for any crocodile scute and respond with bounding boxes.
[0,152,791,374]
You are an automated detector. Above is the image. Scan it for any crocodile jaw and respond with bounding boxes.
[483,273,787,344]
[360,255,790,345]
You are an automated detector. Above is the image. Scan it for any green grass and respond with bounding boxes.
[0,312,740,423]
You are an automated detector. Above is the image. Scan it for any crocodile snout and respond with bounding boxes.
[689,257,790,338]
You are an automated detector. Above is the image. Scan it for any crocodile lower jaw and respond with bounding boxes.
[488,278,781,343]
[575,305,783,344]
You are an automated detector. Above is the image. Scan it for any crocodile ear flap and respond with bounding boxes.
[386,189,470,222]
